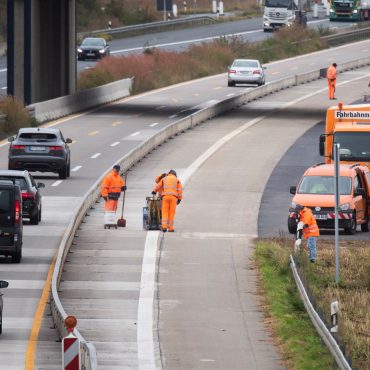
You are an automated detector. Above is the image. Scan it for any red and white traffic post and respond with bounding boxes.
[62,315,80,370]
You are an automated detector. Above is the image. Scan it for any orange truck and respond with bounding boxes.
[319,102,370,177]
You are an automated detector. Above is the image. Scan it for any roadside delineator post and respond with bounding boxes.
[330,301,339,333]
[62,315,80,370]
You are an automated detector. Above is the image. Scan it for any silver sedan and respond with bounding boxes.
[227,59,266,87]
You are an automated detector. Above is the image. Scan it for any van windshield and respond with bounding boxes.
[334,132,370,161]
[298,176,352,195]
[0,190,11,213]
[265,0,295,8]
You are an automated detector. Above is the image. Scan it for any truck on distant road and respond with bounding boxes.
[319,103,370,177]
[329,0,370,21]
[263,0,298,31]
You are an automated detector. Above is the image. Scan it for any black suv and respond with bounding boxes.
[0,180,23,263]
[77,37,110,60]
[8,127,72,179]
[0,170,44,225]
[0,280,9,334]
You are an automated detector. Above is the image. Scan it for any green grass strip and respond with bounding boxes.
[255,240,335,370]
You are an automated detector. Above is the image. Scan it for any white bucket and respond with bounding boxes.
[104,211,116,225]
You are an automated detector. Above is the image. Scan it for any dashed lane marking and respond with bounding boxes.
[71,166,82,172]
[226,93,235,97]
[91,153,101,159]
[130,131,140,137]
[112,121,122,126]
[110,142,120,147]
[149,122,159,127]
[51,180,63,187]
[88,130,99,136]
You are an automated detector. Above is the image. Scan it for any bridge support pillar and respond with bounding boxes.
[7,0,76,105]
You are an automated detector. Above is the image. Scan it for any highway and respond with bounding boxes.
[0,40,369,369]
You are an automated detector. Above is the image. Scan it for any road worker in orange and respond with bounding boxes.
[294,204,320,262]
[101,164,126,213]
[326,63,337,100]
[152,169,182,232]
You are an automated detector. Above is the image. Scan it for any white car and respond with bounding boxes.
[227,59,266,87]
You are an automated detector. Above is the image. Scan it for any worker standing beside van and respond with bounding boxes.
[326,63,337,100]
[295,204,320,263]
[152,169,182,232]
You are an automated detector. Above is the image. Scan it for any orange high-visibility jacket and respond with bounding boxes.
[299,207,320,238]
[101,170,125,198]
[155,173,166,183]
[326,65,337,80]
[154,173,182,199]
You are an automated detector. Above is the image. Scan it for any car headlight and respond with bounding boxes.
[99,49,105,53]
[353,9,358,13]
[339,203,350,211]
[77,48,82,53]
[329,8,334,12]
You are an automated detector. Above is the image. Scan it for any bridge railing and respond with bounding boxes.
[50,54,370,370]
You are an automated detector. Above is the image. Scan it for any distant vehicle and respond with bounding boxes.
[0,180,23,263]
[227,59,266,87]
[263,0,299,31]
[8,127,72,179]
[329,0,370,21]
[319,102,370,171]
[288,163,370,235]
[0,280,9,334]
[77,37,110,61]
[0,170,44,225]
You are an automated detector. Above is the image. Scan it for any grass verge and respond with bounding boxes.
[255,239,335,369]
[255,238,370,370]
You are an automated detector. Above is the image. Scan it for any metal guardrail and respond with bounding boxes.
[78,16,216,40]
[323,26,370,47]
[290,256,352,370]
[50,54,370,370]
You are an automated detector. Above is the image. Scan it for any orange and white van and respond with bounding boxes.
[288,163,370,235]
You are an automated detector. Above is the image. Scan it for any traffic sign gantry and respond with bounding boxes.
[63,316,80,370]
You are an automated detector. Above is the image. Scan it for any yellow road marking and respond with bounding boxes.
[25,254,57,370]
[88,130,99,136]
[271,71,281,75]
[112,121,122,127]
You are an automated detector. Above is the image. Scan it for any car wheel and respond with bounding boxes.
[59,165,68,179]
[228,81,235,87]
[0,311,2,335]
[67,162,71,178]
[38,205,42,222]
[12,249,22,263]
[30,208,40,225]
[287,218,297,234]
[361,219,369,232]
[344,213,357,235]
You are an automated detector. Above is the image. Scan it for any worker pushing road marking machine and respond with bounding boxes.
[143,195,162,230]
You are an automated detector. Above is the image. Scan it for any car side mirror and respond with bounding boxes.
[290,186,296,195]
[37,182,45,189]
[0,280,9,289]
[65,138,72,144]
[8,136,14,142]
[319,134,325,156]
[354,188,365,197]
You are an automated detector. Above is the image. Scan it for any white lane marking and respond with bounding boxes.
[0,68,6,73]
[91,153,101,159]
[137,231,160,370]
[138,71,370,370]
[71,165,82,172]
[51,180,63,187]
[169,114,178,119]
[155,105,166,110]
[226,93,235,97]
[110,141,120,147]
[149,122,159,127]
[1,86,7,90]
[130,131,141,137]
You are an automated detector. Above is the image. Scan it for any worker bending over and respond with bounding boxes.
[326,63,337,100]
[101,164,126,213]
[152,169,182,232]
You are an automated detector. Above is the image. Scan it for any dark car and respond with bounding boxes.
[0,170,44,225]
[0,280,9,334]
[8,127,72,179]
[0,180,23,263]
[77,37,110,61]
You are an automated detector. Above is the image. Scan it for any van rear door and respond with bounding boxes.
[0,187,14,246]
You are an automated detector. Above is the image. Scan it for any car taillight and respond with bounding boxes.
[11,145,25,150]
[21,191,34,200]
[15,200,21,224]
[228,69,236,74]
[49,146,63,151]
[253,70,261,75]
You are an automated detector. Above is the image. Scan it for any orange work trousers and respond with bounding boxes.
[328,79,336,99]
[105,199,118,212]
[161,195,177,231]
